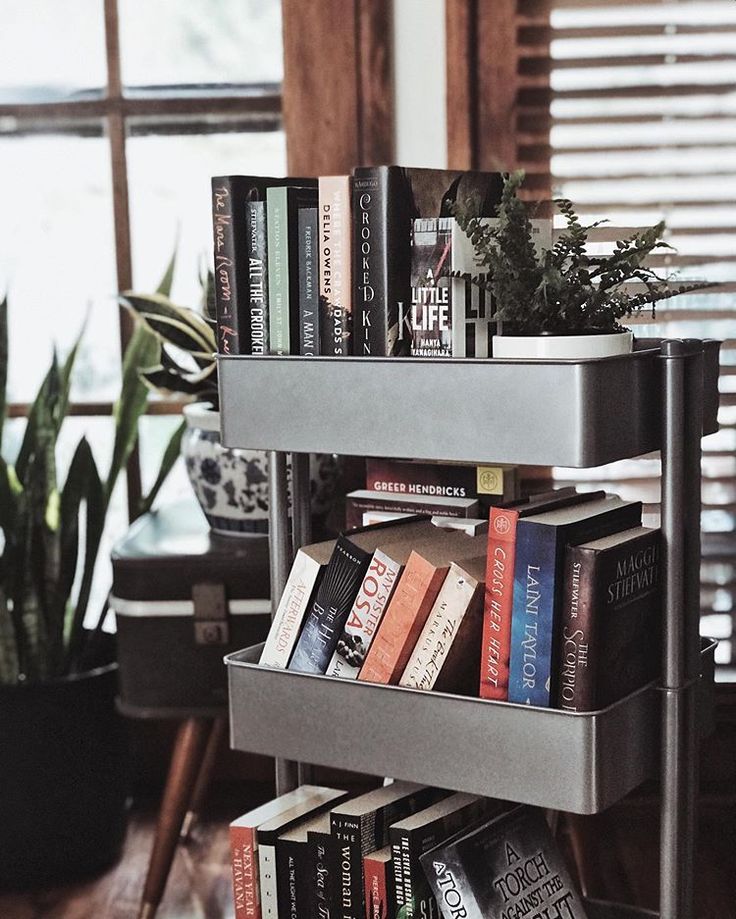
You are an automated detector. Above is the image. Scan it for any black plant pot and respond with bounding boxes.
[0,638,128,888]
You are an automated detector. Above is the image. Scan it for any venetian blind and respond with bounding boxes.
[516,0,736,676]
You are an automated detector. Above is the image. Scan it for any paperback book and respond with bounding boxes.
[366,458,518,504]
[320,175,353,355]
[345,490,480,530]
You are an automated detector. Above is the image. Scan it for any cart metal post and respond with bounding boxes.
[659,340,704,919]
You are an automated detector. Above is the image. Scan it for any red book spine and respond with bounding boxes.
[479,507,520,700]
[364,855,390,919]
[230,824,260,919]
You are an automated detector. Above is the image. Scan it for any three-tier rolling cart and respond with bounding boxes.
[219,339,721,919]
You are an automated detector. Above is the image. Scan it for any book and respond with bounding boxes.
[358,529,488,685]
[363,846,393,919]
[480,489,605,701]
[508,495,642,707]
[355,512,490,533]
[390,793,501,919]
[259,539,336,669]
[326,519,457,680]
[268,185,319,355]
[277,812,333,919]
[399,556,485,696]
[230,785,344,919]
[319,176,353,355]
[289,519,438,675]
[366,459,518,504]
[346,491,480,530]
[257,787,349,919]
[352,167,504,357]
[211,176,314,354]
[298,205,320,356]
[330,781,442,919]
[557,526,661,712]
[409,217,453,357]
[419,805,588,919]
[308,824,338,919]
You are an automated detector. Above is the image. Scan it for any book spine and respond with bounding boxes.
[358,558,447,685]
[276,840,300,919]
[247,200,269,354]
[259,551,324,668]
[325,549,402,679]
[309,831,336,919]
[390,830,411,919]
[507,522,558,707]
[363,857,391,919]
[259,842,280,919]
[556,545,597,712]
[332,816,362,919]
[289,537,372,674]
[319,176,353,355]
[366,459,515,502]
[299,206,320,356]
[345,496,477,530]
[267,187,290,355]
[211,178,243,354]
[231,824,261,919]
[480,508,520,701]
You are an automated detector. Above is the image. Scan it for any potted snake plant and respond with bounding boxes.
[453,172,710,360]
[0,293,181,886]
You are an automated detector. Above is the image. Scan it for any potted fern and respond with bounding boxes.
[0,296,181,885]
[453,172,709,360]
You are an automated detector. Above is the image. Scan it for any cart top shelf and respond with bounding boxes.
[218,341,719,469]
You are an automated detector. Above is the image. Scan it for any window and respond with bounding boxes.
[0,0,286,609]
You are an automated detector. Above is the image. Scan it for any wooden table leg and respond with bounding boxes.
[138,717,211,919]
[180,716,228,841]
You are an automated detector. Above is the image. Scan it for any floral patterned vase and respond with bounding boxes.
[182,403,341,536]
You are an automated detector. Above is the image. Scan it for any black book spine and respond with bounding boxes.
[390,828,411,918]
[330,816,363,919]
[299,205,320,356]
[211,177,250,354]
[353,167,411,357]
[276,838,303,919]
[309,830,337,919]
[288,536,373,674]
[246,199,269,354]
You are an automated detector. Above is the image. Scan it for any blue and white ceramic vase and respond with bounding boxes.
[182,403,340,536]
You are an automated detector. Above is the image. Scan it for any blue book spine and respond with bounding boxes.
[508,522,559,706]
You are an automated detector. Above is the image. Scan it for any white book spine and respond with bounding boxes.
[325,549,402,679]
[258,843,280,919]
[399,562,478,690]
[259,551,322,668]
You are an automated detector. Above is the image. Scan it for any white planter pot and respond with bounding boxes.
[182,403,341,536]
[492,330,634,360]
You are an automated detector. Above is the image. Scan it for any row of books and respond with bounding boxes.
[229,781,588,919]
[260,483,660,711]
[210,166,550,360]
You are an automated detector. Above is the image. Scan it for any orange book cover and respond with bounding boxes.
[357,551,448,684]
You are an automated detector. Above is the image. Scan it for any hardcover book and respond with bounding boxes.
[508,495,642,707]
[419,805,588,919]
[557,526,661,712]
[319,176,353,355]
[298,205,320,356]
[211,176,315,354]
[267,184,319,355]
[277,811,333,919]
[366,459,518,503]
[259,539,336,669]
[309,823,337,919]
[358,529,487,685]
[399,556,485,696]
[345,490,480,530]
[230,785,344,919]
[352,167,504,357]
[390,793,502,919]
[330,782,442,919]
[363,846,393,919]
[480,489,605,701]
[257,787,349,919]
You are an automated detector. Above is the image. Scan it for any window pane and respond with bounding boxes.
[0,133,120,403]
[139,415,193,510]
[0,1,105,103]
[119,0,283,89]
[126,129,287,304]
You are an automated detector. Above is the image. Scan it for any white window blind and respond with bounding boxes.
[520,0,736,677]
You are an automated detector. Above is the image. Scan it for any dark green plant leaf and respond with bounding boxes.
[156,243,178,298]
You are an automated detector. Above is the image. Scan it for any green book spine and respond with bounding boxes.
[267,186,290,355]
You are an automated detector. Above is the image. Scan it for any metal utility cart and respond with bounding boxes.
[219,340,720,919]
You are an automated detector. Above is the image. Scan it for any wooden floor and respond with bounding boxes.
[1,795,734,919]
